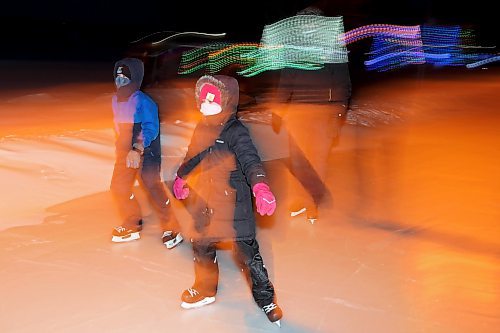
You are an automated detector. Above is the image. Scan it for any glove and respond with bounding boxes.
[173,176,189,200]
[252,183,276,216]
[126,150,141,169]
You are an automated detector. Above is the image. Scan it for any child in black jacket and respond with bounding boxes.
[172,75,283,326]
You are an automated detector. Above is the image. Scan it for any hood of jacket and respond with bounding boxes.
[114,58,144,100]
[195,75,239,114]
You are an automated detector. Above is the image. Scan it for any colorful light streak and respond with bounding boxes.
[360,24,497,71]
[174,23,497,76]
[363,25,425,72]
[341,24,421,45]
[239,15,348,77]
[466,55,500,68]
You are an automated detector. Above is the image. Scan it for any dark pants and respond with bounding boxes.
[287,136,330,206]
[110,155,178,231]
[284,102,347,207]
[191,238,276,308]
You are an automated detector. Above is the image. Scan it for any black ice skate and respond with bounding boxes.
[180,288,216,309]
[161,231,183,249]
[262,302,283,327]
[111,224,141,243]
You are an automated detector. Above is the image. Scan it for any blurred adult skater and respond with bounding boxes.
[271,3,352,223]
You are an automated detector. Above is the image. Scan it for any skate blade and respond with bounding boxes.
[307,217,317,224]
[290,207,306,217]
[180,296,216,309]
[111,232,140,243]
[164,234,184,249]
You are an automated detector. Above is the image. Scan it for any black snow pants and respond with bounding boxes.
[191,238,276,308]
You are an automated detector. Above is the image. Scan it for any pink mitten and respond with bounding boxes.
[252,183,276,216]
[173,176,189,200]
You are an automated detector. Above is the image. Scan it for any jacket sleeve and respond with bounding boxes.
[176,125,203,178]
[177,153,201,179]
[136,95,159,148]
[228,122,268,187]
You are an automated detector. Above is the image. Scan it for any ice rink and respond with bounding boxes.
[0,63,499,332]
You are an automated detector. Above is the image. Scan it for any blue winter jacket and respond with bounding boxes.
[112,90,162,163]
[112,58,162,162]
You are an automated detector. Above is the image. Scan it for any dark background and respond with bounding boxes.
[0,0,496,62]
[0,0,497,96]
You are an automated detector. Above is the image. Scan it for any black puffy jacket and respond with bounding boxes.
[177,75,269,241]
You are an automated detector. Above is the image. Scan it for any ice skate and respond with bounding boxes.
[180,288,216,309]
[306,205,318,224]
[289,201,307,217]
[290,206,307,217]
[162,231,183,249]
[290,201,318,224]
[262,302,283,327]
[111,225,141,243]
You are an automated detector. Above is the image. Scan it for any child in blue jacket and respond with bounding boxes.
[110,57,182,249]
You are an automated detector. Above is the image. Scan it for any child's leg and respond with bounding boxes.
[110,159,142,229]
[234,239,275,307]
[140,161,181,233]
[192,240,219,296]
[180,240,219,308]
